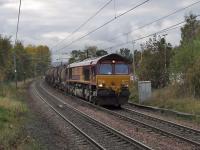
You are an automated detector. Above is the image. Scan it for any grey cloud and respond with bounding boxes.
[1,0,200,59]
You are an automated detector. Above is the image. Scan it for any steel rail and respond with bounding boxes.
[37,82,152,150]
[41,81,200,147]
[123,104,200,143]
[32,83,105,150]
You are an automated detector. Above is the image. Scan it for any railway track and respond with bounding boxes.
[33,82,151,150]
[40,81,200,148]
[122,104,200,146]
[32,84,104,150]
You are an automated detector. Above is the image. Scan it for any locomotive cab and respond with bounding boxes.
[95,54,131,106]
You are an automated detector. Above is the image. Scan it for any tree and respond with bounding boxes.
[84,46,97,58]
[68,50,86,64]
[0,34,51,82]
[180,13,200,45]
[171,14,200,75]
[185,56,200,97]
[25,45,51,77]
[68,46,108,64]
[14,42,31,81]
[170,13,200,97]
[96,49,108,56]
[119,48,133,62]
[138,35,172,88]
[0,35,13,81]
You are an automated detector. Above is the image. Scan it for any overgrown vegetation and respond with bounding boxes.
[68,46,108,63]
[137,36,172,88]
[170,14,200,98]
[0,82,40,149]
[143,85,200,115]
[68,46,133,64]
[130,13,200,116]
[0,36,51,82]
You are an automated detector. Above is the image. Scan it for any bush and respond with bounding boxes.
[129,81,139,103]
[185,57,200,97]
[144,85,200,115]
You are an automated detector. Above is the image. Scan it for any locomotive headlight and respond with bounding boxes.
[98,83,104,87]
[124,84,129,87]
[121,80,129,88]
[98,80,105,88]
[121,83,129,87]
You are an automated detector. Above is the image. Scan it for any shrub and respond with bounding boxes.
[185,57,200,97]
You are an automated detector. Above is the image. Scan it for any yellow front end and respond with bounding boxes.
[95,75,131,106]
[97,75,130,93]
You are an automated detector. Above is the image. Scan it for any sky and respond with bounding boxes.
[1,0,200,61]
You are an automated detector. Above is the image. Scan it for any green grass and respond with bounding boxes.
[129,84,200,122]
[143,86,200,115]
[0,81,41,149]
[129,82,139,103]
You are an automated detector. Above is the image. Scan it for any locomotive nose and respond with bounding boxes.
[97,77,130,95]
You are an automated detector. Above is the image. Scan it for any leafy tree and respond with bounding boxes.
[96,49,108,56]
[0,34,51,82]
[170,13,200,97]
[0,35,13,81]
[119,48,133,62]
[84,46,97,58]
[25,45,51,77]
[171,14,200,75]
[68,50,86,63]
[68,46,108,64]
[14,42,32,81]
[185,56,200,97]
[180,13,200,45]
[138,35,172,88]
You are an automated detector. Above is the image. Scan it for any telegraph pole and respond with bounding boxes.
[14,0,22,88]
[162,34,168,86]
[162,34,168,73]
[13,54,17,88]
[132,40,136,76]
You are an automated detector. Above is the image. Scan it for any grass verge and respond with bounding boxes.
[129,83,200,123]
[144,86,200,115]
[0,81,41,149]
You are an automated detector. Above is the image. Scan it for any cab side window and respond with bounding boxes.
[83,67,90,81]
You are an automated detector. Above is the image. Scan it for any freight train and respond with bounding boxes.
[45,53,131,107]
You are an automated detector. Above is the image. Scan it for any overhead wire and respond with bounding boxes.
[97,0,200,45]
[104,16,200,51]
[15,0,22,44]
[51,0,113,49]
[56,0,150,52]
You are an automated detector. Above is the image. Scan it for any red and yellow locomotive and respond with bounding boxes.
[46,53,131,106]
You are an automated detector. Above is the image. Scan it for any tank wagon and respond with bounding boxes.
[46,53,131,106]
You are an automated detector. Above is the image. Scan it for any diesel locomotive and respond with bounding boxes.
[45,53,131,106]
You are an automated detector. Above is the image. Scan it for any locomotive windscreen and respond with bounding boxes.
[115,64,129,74]
[99,64,112,74]
[99,63,129,75]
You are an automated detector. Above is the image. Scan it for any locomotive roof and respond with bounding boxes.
[68,53,129,68]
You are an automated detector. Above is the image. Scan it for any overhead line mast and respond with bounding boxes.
[14,0,22,88]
